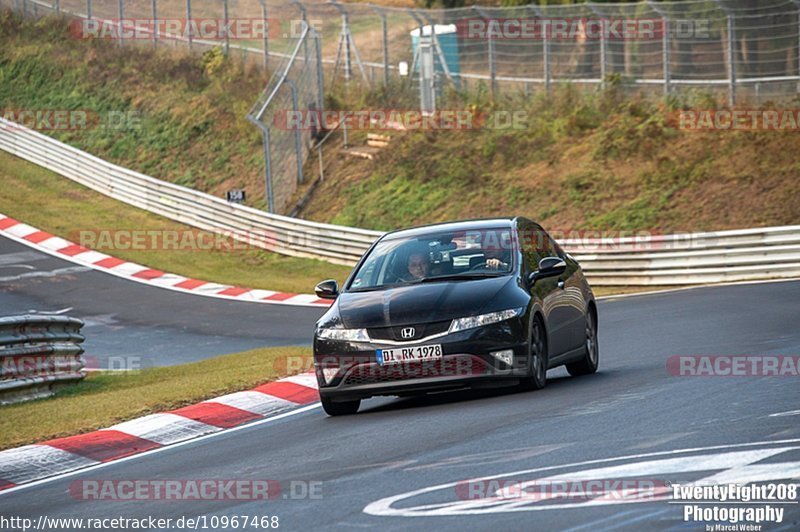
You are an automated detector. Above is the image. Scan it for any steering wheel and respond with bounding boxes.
[468,261,488,271]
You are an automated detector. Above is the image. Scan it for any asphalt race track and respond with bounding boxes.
[1,269,798,530]
[0,235,325,367]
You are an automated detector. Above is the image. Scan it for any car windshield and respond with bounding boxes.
[347,227,515,291]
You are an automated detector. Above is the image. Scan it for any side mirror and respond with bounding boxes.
[527,257,567,286]
[314,279,339,300]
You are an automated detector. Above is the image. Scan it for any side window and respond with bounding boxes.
[539,229,564,259]
[519,221,546,272]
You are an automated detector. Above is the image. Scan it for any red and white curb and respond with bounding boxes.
[0,373,319,492]
[0,213,332,307]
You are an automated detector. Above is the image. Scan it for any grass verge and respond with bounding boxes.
[0,151,353,293]
[0,151,663,299]
[0,346,312,450]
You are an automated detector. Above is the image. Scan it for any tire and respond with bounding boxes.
[566,307,599,377]
[520,315,548,391]
[320,395,361,416]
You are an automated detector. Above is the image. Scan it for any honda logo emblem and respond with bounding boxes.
[401,327,415,339]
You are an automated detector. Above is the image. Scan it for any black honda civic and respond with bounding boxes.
[312,217,598,416]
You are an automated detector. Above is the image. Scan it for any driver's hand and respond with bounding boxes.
[486,258,504,269]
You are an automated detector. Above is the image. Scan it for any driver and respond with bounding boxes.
[483,233,512,270]
[406,251,430,280]
[484,247,510,270]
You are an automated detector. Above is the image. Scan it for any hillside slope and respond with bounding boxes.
[2,12,798,234]
[0,12,267,204]
[304,89,800,233]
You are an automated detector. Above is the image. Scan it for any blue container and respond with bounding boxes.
[410,24,461,78]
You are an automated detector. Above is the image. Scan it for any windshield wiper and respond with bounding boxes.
[414,272,506,283]
[348,272,506,291]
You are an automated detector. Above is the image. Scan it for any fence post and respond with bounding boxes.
[662,17,671,95]
[407,10,424,76]
[726,13,736,106]
[381,11,389,87]
[648,1,671,96]
[712,0,736,105]
[588,4,607,89]
[258,0,269,71]
[793,1,800,92]
[419,35,436,115]
[262,128,274,213]
[543,23,550,94]
[151,0,157,47]
[314,30,324,111]
[342,9,352,81]
[291,0,309,62]
[474,7,496,96]
[186,0,193,50]
[420,10,459,88]
[86,0,92,20]
[330,1,352,82]
[530,6,549,95]
[599,20,607,88]
[371,5,390,87]
[118,0,124,47]
[330,1,369,86]
[54,0,59,14]
[287,80,304,185]
[222,0,230,55]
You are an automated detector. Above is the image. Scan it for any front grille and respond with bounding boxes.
[367,320,451,342]
[341,356,488,386]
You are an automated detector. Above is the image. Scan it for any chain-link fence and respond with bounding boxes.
[247,22,323,214]
[5,0,800,213]
[8,0,800,98]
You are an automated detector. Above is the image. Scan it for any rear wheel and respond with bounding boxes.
[520,316,548,391]
[566,307,599,377]
[320,396,361,416]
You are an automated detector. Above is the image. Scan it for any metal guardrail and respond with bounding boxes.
[0,315,86,404]
[0,117,380,265]
[1,117,800,285]
[567,227,800,285]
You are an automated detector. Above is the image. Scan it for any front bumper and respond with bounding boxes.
[313,320,529,401]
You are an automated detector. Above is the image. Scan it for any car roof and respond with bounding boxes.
[381,218,519,241]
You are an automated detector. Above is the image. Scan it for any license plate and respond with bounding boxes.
[376,344,443,366]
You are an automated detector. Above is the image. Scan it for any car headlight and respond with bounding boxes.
[449,308,524,333]
[317,327,370,342]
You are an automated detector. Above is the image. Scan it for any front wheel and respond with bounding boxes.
[320,395,361,416]
[520,316,548,391]
[566,308,599,377]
